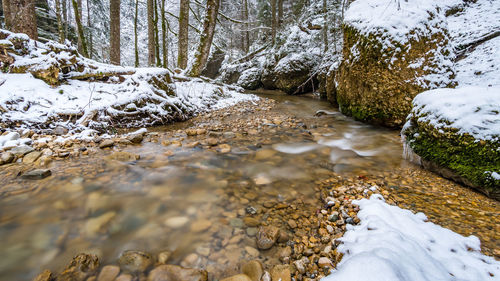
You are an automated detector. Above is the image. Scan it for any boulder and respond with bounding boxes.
[237,68,262,90]
[118,250,153,274]
[336,0,455,127]
[256,226,280,250]
[242,260,263,281]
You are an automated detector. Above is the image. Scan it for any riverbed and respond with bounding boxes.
[0,90,498,281]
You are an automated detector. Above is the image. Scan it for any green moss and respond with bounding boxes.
[405,121,500,197]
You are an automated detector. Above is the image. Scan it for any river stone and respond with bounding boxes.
[164,216,189,229]
[246,227,258,237]
[126,134,144,144]
[220,274,252,281]
[256,226,279,250]
[33,269,53,281]
[318,257,333,268]
[244,246,260,258]
[115,274,133,281]
[157,251,172,264]
[270,265,291,281]
[23,151,42,163]
[243,217,260,227]
[0,152,15,165]
[84,211,116,236]
[10,145,34,156]
[99,139,114,149]
[106,152,140,162]
[53,126,69,135]
[97,265,120,281]
[21,169,51,180]
[190,220,212,232]
[118,250,153,273]
[56,253,100,281]
[147,265,208,281]
[261,271,271,281]
[242,260,263,281]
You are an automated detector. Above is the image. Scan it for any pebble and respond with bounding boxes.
[147,265,207,281]
[206,138,218,146]
[242,260,263,281]
[126,133,144,144]
[220,274,252,281]
[229,218,244,228]
[23,151,42,163]
[190,220,212,232]
[218,144,231,153]
[287,219,297,228]
[97,265,120,281]
[243,217,260,227]
[99,139,114,149]
[10,145,34,156]
[244,246,260,258]
[157,251,172,264]
[118,250,153,273]
[0,152,15,165]
[21,169,52,180]
[256,226,279,250]
[270,265,291,281]
[84,211,116,236]
[164,216,189,229]
[318,257,333,268]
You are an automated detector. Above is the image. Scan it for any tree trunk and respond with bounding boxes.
[2,0,11,29]
[10,0,37,39]
[187,0,219,77]
[322,0,328,52]
[147,0,155,65]
[161,0,167,68]
[270,0,277,45]
[153,0,160,66]
[277,0,283,28]
[62,0,68,39]
[110,0,120,65]
[55,0,65,42]
[242,0,250,53]
[76,0,82,52]
[87,0,92,57]
[134,0,139,67]
[72,0,88,56]
[177,0,189,69]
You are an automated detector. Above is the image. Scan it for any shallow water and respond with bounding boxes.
[0,91,498,281]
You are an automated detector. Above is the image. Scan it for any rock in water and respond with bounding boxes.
[0,152,15,165]
[21,169,51,180]
[242,260,264,281]
[10,145,34,156]
[147,265,208,281]
[97,265,120,281]
[56,253,99,281]
[106,152,140,162]
[99,139,115,149]
[270,265,291,281]
[33,270,53,281]
[23,151,42,163]
[118,250,153,274]
[220,274,252,281]
[256,226,279,250]
[126,134,144,144]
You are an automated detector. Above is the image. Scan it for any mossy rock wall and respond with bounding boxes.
[403,119,500,200]
[336,23,455,128]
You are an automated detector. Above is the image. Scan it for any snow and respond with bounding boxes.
[455,36,500,87]
[407,87,500,142]
[0,132,31,151]
[0,72,258,130]
[322,194,500,281]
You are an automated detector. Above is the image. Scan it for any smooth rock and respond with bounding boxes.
[243,217,260,227]
[246,227,258,237]
[270,265,291,281]
[21,169,51,180]
[261,271,271,281]
[190,220,212,232]
[0,152,15,165]
[10,145,34,156]
[220,274,252,281]
[115,274,133,281]
[256,226,279,250]
[206,138,218,146]
[23,151,42,163]
[97,265,120,281]
[147,265,208,281]
[242,260,263,281]
[255,149,276,160]
[127,134,144,144]
[318,257,333,268]
[164,216,189,229]
[84,211,116,236]
[106,152,140,162]
[118,250,153,273]
[229,218,244,228]
[53,126,69,136]
[244,246,260,258]
[157,251,172,264]
[99,139,114,149]
[218,144,231,153]
[287,219,297,229]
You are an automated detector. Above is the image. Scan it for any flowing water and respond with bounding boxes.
[0,91,498,281]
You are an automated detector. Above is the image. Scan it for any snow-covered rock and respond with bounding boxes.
[322,194,500,281]
[402,87,500,198]
[335,0,456,127]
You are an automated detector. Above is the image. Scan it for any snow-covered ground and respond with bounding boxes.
[322,195,500,281]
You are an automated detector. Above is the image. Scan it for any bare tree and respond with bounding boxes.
[147,0,155,65]
[72,0,88,56]
[177,0,189,69]
[10,0,38,39]
[110,0,120,65]
[161,0,167,68]
[134,0,139,67]
[2,0,12,29]
[277,0,283,27]
[270,0,277,45]
[55,0,65,42]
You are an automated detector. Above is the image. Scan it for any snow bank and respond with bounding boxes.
[323,194,500,281]
[455,36,500,87]
[0,72,258,131]
[344,0,459,45]
[408,87,500,142]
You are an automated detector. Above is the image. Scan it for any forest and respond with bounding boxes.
[0,0,499,281]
